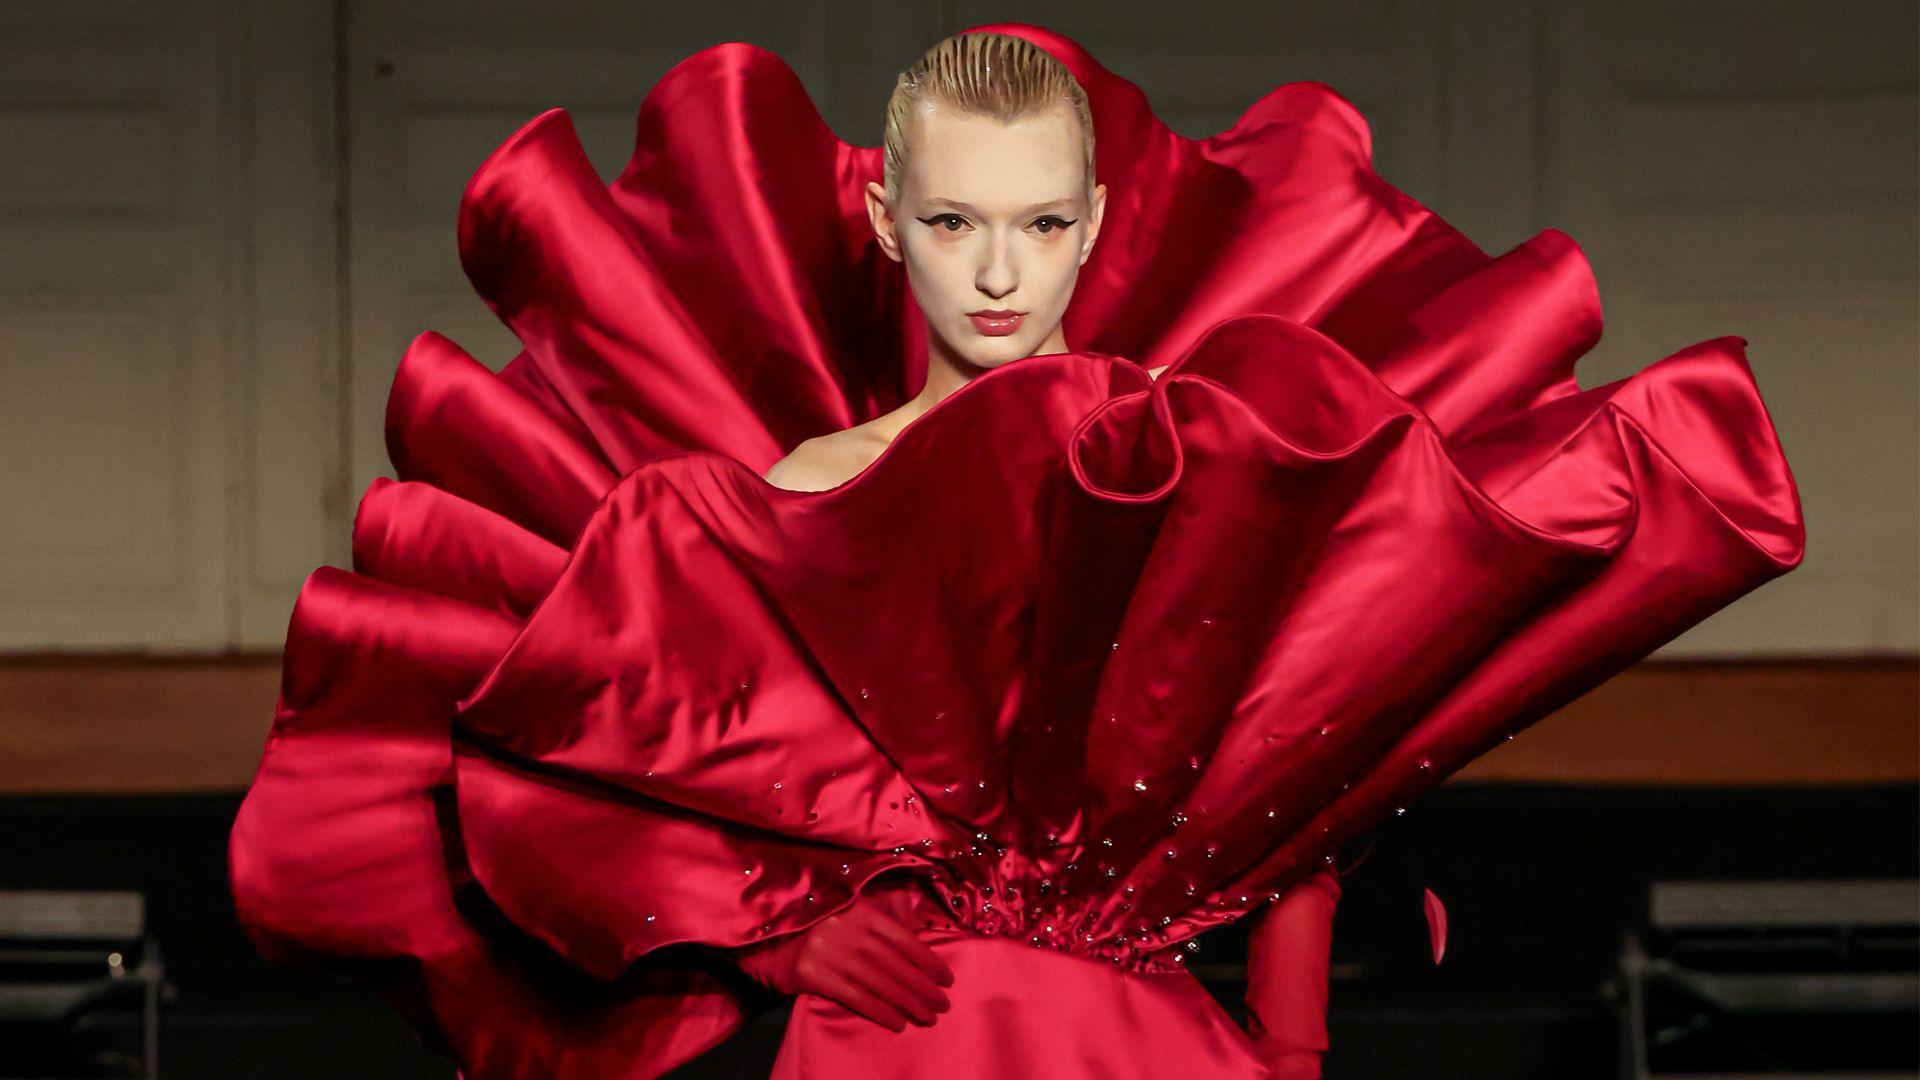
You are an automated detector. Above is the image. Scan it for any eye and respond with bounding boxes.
[916,213,969,232]
[1032,215,1077,234]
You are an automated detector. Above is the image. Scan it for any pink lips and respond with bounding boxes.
[968,310,1025,336]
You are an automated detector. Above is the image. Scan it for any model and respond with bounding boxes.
[229,24,1805,1080]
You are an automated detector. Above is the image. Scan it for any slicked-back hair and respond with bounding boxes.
[882,31,1095,205]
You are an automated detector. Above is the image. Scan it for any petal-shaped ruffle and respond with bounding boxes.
[386,332,617,545]
[448,306,1800,969]
[228,20,1806,1080]
[230,570,754,1078]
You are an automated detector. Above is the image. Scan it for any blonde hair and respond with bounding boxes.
[882,31,1095,205]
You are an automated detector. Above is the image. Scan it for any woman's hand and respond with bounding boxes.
[731,887,955,1032]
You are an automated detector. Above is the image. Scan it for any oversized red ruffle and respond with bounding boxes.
[229,21,1804,1079]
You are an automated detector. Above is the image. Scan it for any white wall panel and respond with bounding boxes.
[233,0,345,647]
[0,2,233,649]
[1541,0,1918,654]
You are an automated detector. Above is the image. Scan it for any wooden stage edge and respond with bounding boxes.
[0,653,1913,795]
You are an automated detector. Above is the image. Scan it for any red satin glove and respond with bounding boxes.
[730,878,955,1033]
[1245,864,1342,1079]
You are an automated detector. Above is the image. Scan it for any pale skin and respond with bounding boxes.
[763,99,1165,493]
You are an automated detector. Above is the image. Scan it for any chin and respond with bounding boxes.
[976,348,1030,369]
[951,337,1035,370]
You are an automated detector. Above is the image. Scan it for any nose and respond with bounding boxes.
[975,229,1017,299]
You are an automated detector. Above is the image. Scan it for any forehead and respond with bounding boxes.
[901,100,1085,204]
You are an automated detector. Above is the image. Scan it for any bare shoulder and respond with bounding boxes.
[760,436,837,492]
[762,426,888,492]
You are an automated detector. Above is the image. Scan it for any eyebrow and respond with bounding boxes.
[926,198,1076,214]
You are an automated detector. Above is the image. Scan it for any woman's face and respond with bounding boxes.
[868,100,1106,371]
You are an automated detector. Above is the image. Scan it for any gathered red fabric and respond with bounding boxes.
[227,21,1805,1079]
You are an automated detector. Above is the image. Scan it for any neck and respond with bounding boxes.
[900,320,1072,423]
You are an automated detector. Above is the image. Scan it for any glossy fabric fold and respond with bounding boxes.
[229,20,1805,1079]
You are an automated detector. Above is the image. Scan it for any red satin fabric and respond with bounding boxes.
[764,874,1277,1078]
[227,21,1806,1080]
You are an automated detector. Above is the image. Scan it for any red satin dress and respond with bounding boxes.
[226,21,1806,1080]
[763,869,1336,1079]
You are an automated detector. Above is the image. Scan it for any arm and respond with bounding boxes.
[727,875,954,1032]
[1244,864,1341,1080]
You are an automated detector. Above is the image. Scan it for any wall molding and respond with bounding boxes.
[0,654,1910,795]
